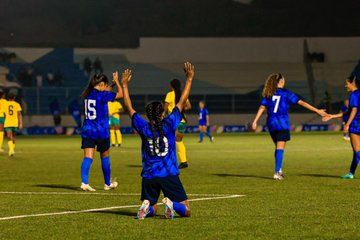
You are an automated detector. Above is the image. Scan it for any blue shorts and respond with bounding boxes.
[269,130,290,143]
[141,175,188,206]
[81,137,110,153]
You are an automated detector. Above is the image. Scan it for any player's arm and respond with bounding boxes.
[252,105,266,131]
[297,100,327,117]
[184,100,191,111]
[206,115,210,126]
[344,107,357,134]
[121,69,136,117]
[176,62,195,112]
[322,112,343,122]
[18,111,23,130]
[110,71,123,99]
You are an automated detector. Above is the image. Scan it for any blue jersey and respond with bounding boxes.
[341,104,350,123]
[349,90,360,134]
[132,106,182,179]
[81,89,116,139]
[198,108,209,125]
[260,88,300,132]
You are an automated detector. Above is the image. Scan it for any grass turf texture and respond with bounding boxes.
[0,132,358,239]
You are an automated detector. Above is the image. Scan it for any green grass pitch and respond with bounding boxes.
[0,132,359,239]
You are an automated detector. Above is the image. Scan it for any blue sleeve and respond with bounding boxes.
[100,91,116,103]
[131,113,148,136]
[350,93,359,108]
[165,106,182,131]
[205,108,209,115]
[287,90,300,104]
[260,98,268,107]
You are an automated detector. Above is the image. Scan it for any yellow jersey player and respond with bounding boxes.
[108,100,124,147]
[3,92,22,156]
[0,89,7,152]
[164,79,191,169]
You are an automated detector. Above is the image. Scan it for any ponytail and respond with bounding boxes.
[81,73,109,98]
[262,73,283,98]
[145,101,165,156]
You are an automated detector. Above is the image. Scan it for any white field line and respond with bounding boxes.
[0,194,244,221]
[0,191,234,197]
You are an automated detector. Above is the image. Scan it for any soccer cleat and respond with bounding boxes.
[178,162,188,169]
[341,173,354,179]
[111,144,116,147]
[8,150,15,157]
[0,148,4,153]
[80,183,96,192]
[137,200,150,220]
[273,172,284,180]
[210,137,214,142]
[343,136,350,141]
[104,180,118,190]
[198,140,203,143]
[162,197,175,219]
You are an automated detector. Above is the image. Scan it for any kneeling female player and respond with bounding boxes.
[122,63,194,219]
[252,73,326,180]
[80,71,126,191]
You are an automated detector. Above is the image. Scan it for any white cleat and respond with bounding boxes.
[137,200,150,220]
[80,183,96,192]
[104,180,118,190]
[273,173,284,180]
[0,148,4,153]
[162,197,175,219]
[8,150,15,157]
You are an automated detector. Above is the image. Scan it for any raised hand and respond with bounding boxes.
[184,62,195,80]
[121,69,132,86]
[112,71,118,83]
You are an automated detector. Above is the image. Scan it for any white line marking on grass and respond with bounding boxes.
[0,194,245,221]
[0,191,235,197]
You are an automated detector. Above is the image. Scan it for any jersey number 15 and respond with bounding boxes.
[85,99,96,120]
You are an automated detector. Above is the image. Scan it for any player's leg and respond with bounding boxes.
[109,124,116,147]
[199,125,204,143]
[345,133,360,179]
[114,124,122,146]
[6,129,15,156]
[80,138,96,191]
[161,175,190,218]
[0,120,5,152]
[98,138,118,190]
[342,151,356,179]
[138,178,160,220]
[176,123,188,169]
[205,126,214,141]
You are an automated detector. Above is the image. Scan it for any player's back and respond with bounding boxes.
[4,100,21,128]
[82,89,115,139]
[132,107,182,179]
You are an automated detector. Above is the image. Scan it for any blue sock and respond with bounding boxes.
[148,206,155,217]
[200,133,204,142]
[206,128,213,139]
[274,149,284,173]
[356,151,360,166]
[173,202,187,216]
[81,157,93,184]
[101,156,111,186]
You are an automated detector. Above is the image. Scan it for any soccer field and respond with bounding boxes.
[0,132,358,239]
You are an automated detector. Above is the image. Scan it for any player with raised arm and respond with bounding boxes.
[164,79,191,169]
[323,76,360,179]
[79,72,124,191]
[252,73,326,180]
[198,100,214,143]
[122,63,194,219]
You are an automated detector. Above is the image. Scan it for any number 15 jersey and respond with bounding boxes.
[260,88,300,132]
[82,89,116,139]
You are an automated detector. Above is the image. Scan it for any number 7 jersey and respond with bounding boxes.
[260,88,300,132]
[82,89,116,139]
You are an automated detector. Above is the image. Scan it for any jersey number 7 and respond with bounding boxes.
[272,95,281,113]
[85,99,96,120]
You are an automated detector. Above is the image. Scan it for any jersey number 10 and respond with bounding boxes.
[272,95,281,113]
[85,99,96,120]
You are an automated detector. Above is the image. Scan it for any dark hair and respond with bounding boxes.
[347,75,360,88]
[145,101,165,156]
[170,79,182,104]
[7,92,15,100]
[81,73,109,98]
